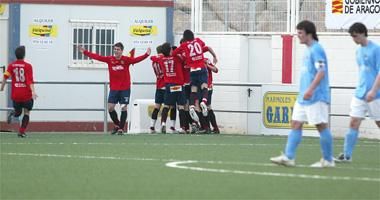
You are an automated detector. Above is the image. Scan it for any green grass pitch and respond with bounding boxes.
[1,133,379,199]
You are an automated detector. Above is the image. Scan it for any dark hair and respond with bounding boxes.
[171,46,177,50]
[113,42,124,51]
[180,38,186,44]
[161,42,171,57]
[15,46,25,60]
[156,45,163,54]
[296,20,318,41]
[183,30,194,41]
[348,22,368,37]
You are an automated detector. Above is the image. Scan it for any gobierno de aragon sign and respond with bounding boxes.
[326,0,380,29]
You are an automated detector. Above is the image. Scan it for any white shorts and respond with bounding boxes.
[349,97,380,121]
[292,101,329,125]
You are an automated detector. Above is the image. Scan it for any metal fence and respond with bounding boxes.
[1,81,357,133]
[0,81,110,133]
[174,0,380,34]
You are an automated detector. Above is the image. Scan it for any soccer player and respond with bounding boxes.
[335,22,380,163]
[156,42,187,133]
[149,45,165,133]
[177,38,196,133]
[270,20,335,168]
[172,30,217,125]
[78,43,151,135]
[205,58,220,134]
[1,46,37,137]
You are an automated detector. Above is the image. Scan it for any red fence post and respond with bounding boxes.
[281,35,293,84]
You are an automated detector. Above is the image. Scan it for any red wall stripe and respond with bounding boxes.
[281,35,293,84]
[0,122,124,132]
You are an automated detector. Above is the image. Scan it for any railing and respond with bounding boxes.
[0,81,356,132]
[174,0,380,35]
[0,81,109,133]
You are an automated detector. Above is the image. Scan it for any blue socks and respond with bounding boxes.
[319,128,334,162]
[285,129,302,160]
[344,128,359,158]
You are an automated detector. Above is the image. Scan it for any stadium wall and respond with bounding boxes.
[175,34,380,138]
[0,4,9,122]
[0,2,378,137]
[0,2,171,131]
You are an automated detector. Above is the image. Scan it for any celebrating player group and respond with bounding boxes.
[149,30,219,134]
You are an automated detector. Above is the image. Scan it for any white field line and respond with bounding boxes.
[1,152,379,172]
[1,132,379,141]
[166,161,380,183]
[1,142,378,148]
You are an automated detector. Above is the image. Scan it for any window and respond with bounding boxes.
[70,19,119,68]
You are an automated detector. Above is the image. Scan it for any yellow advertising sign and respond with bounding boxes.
[147,105,173,118]
[0,4,5,15]
[29,25,58,37]
[263,92,314,129]
[130,25,158,36]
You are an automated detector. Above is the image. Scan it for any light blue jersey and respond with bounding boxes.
[297,41,330,105]
[355,40,380,100]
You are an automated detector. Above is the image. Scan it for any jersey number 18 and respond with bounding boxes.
[13,68,26,82]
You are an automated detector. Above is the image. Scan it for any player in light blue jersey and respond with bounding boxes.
[335,23,380,163]
[270,20,335,168]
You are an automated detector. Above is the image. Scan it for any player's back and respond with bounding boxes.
[160,56,184,85]
[180,38,206,70]
[151,55,165,89]
[355,40,380,99]
[7,60,33,101]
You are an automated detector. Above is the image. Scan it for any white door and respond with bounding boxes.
[247,37,272,135]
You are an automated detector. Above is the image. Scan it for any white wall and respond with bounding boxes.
[0,4,9,122]
[18,4,167,121]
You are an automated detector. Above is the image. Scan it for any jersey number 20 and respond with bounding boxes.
[187,42,202,57]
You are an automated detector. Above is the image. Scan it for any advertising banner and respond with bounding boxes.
[326,0,380,29]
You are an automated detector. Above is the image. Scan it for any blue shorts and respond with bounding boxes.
[155,89,165,104]
[164,84,186,106]
[190,68,208,88]
[184,84,191,102]
[108,90,131,104]
[13,99,34,112]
